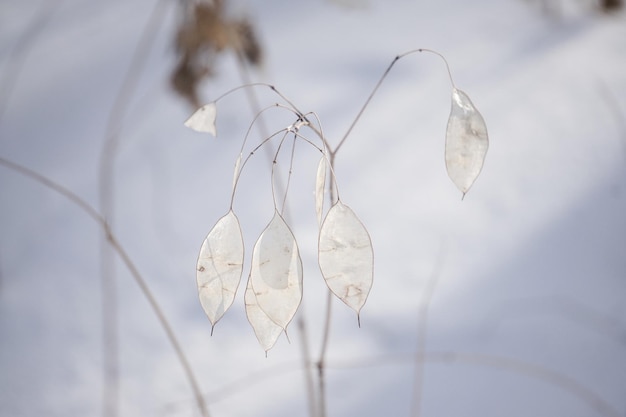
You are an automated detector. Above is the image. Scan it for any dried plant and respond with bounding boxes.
[599,0,623,12]
[525,0,623,16]
[171,0,262,108]
[184,49,489,353]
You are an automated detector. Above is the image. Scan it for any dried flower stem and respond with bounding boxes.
[0,156,210,417]
[411,246,445,417]
[333,48,455,156]
[97,1,171,416]
[235,54,319,417]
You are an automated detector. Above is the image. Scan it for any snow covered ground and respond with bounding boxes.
[1,0,625,416]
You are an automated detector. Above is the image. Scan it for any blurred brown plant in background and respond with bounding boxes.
[600,0,623,11]
[524,0,622,16]
[171,0,262,108]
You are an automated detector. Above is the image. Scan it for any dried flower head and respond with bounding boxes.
[171,1,263,107]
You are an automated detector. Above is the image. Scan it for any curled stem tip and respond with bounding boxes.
[337,47,456,154]
[413,48,456,89]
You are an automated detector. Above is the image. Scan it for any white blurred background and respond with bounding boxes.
[1,0,625,416]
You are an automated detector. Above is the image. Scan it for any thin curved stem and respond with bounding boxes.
[237,103,299,163]
[333,48,455,156]
[314,150,340,417]
[97,2,170,416]
[235,53,321,417]
[230,127,289,209]
[0,0,64,127]
[270,132,291,211]
[411,246,446,417]
[279,134,298,214]
[105,231,209,417]
[0,156,210,417]
[332,55,400,156]
[211,82,306,120]
[157,347,620,417]
[328,351,622,417]
[408,48,456,89]
[229,121,328,211]
[297,316,319,417]
[0,157,102,224]
[316,289,333,417]
[228,101,307,210]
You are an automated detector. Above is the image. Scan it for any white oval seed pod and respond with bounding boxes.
[249,210,303,330]
[196,210,244,331]
[445,88,489,198]
[318,201,373,323]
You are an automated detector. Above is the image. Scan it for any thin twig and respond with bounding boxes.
[597,79,626,163]
[0,0,64,126]
[411,246,446,417]
[96,1,172,416]
[0,157,102,223]
[0,156,210,417]
[332,55,400,156]
[327,352,622,417]
[298,316,319,417]
[157,347,621,417]
[333,48,455,156]
[314,151,340,417]
[316,289,333,417]
[105,229,210,417]
[484,294,626,348]
[235,52,320,417]
[158,359,303,416]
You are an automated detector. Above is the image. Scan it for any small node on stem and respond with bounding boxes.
[415,48,456,89]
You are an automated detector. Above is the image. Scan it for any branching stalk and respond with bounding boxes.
[235,53,319,417]
[333,48,455,156]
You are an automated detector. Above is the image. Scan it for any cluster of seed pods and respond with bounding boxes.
[185,48,488,352]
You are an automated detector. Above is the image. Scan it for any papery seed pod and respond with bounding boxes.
[245,278,283,352]
[196,210,244,332]
[249,210,303,330]
[445,88,489,198]
[318,201,373,325]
